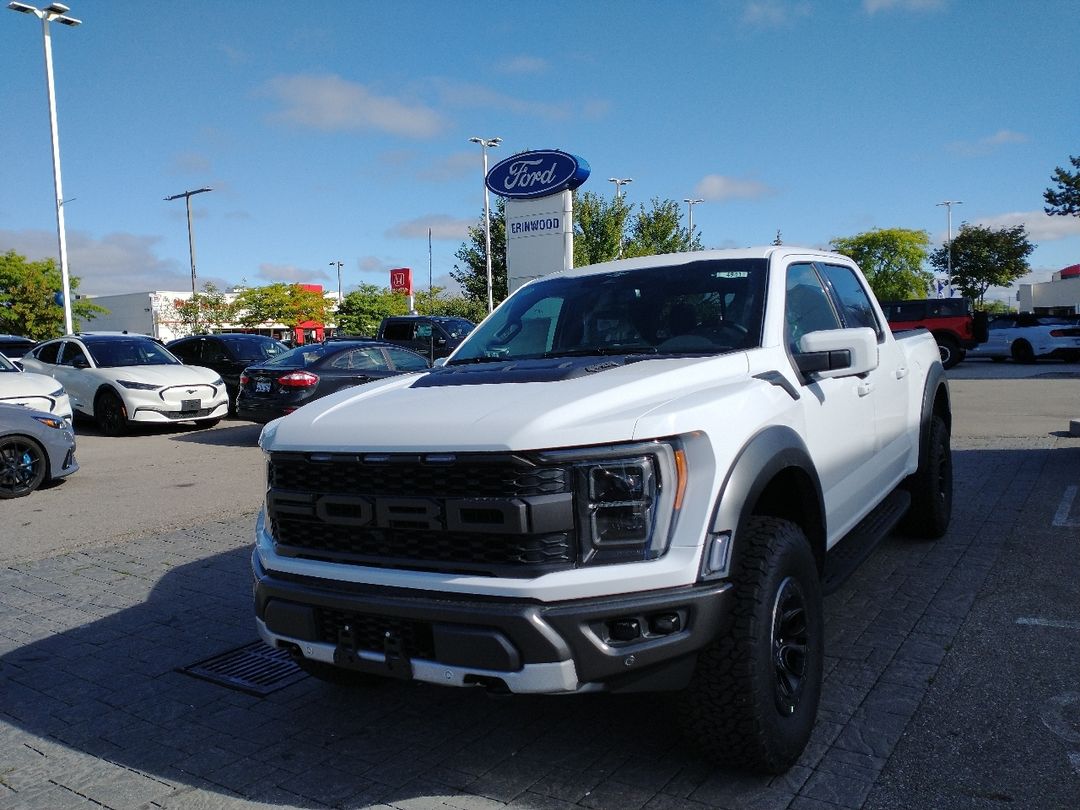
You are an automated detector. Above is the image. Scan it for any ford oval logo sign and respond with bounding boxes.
[485,150,590,200]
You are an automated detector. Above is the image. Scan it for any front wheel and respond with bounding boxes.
[0,436,48,498]
[96,391,129,437]
[677,516,823,774]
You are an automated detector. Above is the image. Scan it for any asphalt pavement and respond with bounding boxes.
[1,362,1079,810]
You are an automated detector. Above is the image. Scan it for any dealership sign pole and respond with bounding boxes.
[485,150,590,296]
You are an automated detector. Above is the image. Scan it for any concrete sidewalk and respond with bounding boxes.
[2,435,1079,810]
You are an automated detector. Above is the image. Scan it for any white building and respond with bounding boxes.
[1018,264,1080,316]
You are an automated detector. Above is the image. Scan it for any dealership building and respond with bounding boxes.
[1018,264,1080,316]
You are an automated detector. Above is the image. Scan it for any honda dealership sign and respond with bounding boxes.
[486,150,590,293]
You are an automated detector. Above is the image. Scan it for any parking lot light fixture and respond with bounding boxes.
[937,200,963,293]
[165,187,213,333]
[8,1,82,335]
[469,136,501,313]
[684,198,704,249]
[330,261,344,302]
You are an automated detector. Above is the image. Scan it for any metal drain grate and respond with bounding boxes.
[180,641,307,696]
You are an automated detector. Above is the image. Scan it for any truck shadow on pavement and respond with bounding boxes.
[1,444,1078,808]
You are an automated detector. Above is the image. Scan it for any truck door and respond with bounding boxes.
[784,262,878,543]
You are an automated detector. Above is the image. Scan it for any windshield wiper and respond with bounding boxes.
[542,345,659,359]
[444,355,515,366]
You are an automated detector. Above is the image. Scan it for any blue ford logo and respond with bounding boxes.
[485,150,590,199]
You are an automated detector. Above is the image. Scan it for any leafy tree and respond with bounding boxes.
[830,228,933,301]
[929,223,1034,304]
[233,283,331,332]
[573,191,629,266]
[0,249,106,339]
[624,197,698,258]
[172,282,237,334]
[335,283,410,336]
[1044,154,1080,217]
[415,289,487,323]
[451,198,507,305]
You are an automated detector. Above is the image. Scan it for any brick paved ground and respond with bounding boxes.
[2,434,1078,810]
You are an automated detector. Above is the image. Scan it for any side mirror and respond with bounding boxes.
[795,327,878,379]
[432,357,447,368]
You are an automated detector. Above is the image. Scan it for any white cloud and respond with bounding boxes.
[254,263,331,284]
[742,1,812,27]
[264,74,446,139]
[419,151,480,183]
[863,0,945,13]
[969,211,1080,242]
[431,78,573,121]
[946,130,1029,158]
[694,174,776,201]
[497,56,549,74]
[387,215,472,241]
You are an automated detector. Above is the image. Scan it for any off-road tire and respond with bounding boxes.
[900,414,952,539]
[677,516,823,774]
[96,390,129,437]
[937,335,961,369]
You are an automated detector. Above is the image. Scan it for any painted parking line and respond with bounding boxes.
[1052,485,1078,528]
[1017,618,1080,631]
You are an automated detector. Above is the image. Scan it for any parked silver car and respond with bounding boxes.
[0,403,79,498]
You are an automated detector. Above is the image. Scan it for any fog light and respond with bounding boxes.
[609,618,641,642]
[649,613,681,635]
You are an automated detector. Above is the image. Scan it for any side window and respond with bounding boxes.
[785,263,842,353]
[415,323,433,340]
[57,341,89,368]
[35,341,61,364]
[381,323,412,341]
[329,348,387,371]
[170,340,197,362]
[386,347,429,371]
[818,263,883,338]
[202,341,228,363]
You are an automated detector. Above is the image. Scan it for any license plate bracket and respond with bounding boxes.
[181,398,199,411]
[255,380,272,393]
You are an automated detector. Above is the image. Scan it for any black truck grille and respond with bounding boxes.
[267,452,578,577]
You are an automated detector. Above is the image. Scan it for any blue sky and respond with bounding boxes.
[2,0,1078,305]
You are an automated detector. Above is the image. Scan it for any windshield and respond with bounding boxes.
[86,338,180,368]
[450,258,767,364]
[442,319,475,339]
[260,342,343,368]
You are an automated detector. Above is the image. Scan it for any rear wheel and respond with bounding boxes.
[678,516,823,774]
[1011,340,1036,364]
[0,436,48,498]
[96,390,129,436]
[936,335,962,369]
[900,414,952,539]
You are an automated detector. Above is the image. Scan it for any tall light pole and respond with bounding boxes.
[684,198,704,249]
[469,136,501,313]
[936,200,963,293]
[330,261,343,301]
[608,177,633,199]
[8,1,82,335]
[609,178,633,257]
[164,187,213,333]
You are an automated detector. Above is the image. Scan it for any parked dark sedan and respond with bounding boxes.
[167,333,288,412]
[0,334,37,359]
[235,340,430,423]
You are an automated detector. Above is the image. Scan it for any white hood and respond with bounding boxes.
[264,353,756,453]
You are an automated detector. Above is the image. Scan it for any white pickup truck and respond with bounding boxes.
[252,247,951,773]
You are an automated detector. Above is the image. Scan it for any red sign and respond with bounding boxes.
[390,267,412,294]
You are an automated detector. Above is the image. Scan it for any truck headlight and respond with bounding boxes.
[539,440,683,565]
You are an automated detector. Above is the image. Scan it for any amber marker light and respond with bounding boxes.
[673,447,688,510]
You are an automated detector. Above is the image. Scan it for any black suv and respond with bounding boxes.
[167,333,288,412]
[376,316,475,361]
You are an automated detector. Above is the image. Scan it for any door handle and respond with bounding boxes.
[857,382,874,397]
[895,366,909,379]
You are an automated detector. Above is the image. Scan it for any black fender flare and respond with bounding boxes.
[914,362,951,466]
[708,425,826,577]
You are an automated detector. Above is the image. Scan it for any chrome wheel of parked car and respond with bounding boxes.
[0,435,47,498]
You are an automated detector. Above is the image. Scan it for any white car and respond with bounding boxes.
[0,351,73,423]
[20,334,229,435]
[967,315,1080,363]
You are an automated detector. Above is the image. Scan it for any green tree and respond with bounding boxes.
[573,191,629,266]
[173,281,237,333]
[1044,154,1080,217]
[0,249,106,339]
[233,283,332,333]
[451,198,507,305]
[830,228,933,301]
[929,223,1035,304]
[335,283,409,336]
[623,197,698,258]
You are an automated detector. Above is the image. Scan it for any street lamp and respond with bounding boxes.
[330,261,344,301]
[608,177,633,199]
[684,198,704,249]
[164,187,213,333]
[936,200,963,293]
[469,136,501,313]
[8,1,82,335]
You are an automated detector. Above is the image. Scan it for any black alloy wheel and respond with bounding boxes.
[0,436,47,498]
[771,576,810,715]
[1011,340,1036,364]
[96,391,129,437]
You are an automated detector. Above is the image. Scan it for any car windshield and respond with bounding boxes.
[86,338,181,367]
[449,258,767,364]
[0,354,17,372]
[223,337,287,362]
[441,319,475,339]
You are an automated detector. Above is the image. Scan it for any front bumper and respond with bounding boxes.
[253,550,734,694]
